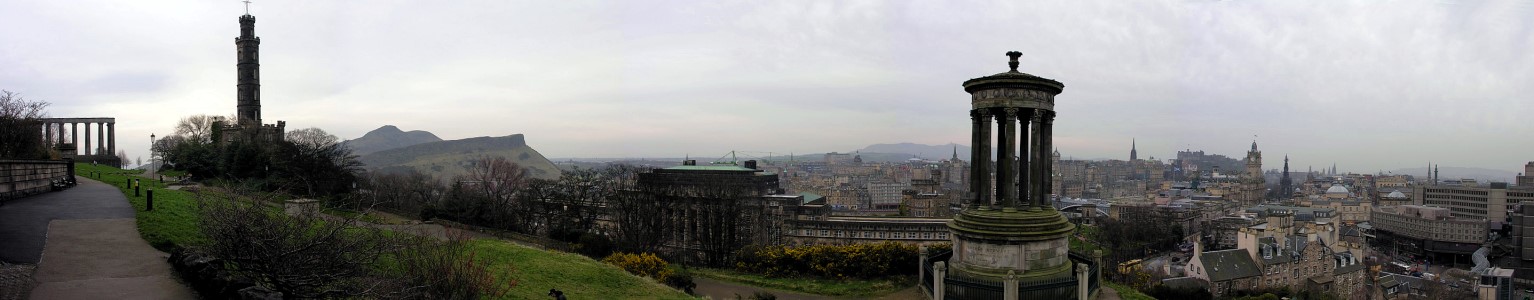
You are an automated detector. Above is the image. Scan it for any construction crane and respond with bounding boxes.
[710,150,784,166]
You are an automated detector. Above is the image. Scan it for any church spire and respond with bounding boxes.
[1130,138,1138,161]
[952,144,959,161]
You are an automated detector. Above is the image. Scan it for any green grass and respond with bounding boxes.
[76,163,208,252]
[468,240,694,299]
[1106,282,1158,300]
[691,268,909,297]
[78,163,693,299]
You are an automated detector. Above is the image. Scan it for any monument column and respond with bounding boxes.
[976,110,993,206]
[42,122,51,146]
[70,123,78,154]
[1017,109,1031,209]
[995,108,1017,208]
[1039,111,1055,208]
[969,110,984,207]
[107,122,116,156]
[97,123,105,155]
[85,122,93,155]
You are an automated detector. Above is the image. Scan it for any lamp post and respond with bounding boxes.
[149,133,156,176]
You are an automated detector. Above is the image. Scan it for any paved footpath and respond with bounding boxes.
[0,177,195,299]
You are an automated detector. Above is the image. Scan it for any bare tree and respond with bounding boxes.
[0,90,50,159]
[173,114,224,144]
[608,165,675,254]
[363,170,442,218]
[285,127,339,150]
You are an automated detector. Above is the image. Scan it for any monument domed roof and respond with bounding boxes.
[1325,185,1350,195]
[1386,191,1407,199]
[962,51,1064,94]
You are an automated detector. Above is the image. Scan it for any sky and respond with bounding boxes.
[3,0,1532,173]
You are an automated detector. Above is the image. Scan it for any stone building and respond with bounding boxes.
[636,160,799,263]
[1370,205,1485,263]
[1187,243,1261,297]
[214,12,285,145]
[1236,142,1265,206]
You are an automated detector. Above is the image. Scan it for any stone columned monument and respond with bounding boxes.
[927,51,1095,299]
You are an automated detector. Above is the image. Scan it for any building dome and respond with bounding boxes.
[1325,185,1350,195]
[1386,190,1407,199]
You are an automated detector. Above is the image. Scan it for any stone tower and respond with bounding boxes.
[236,14,261,126]
[215,11,285,145]
[947,51,1074,282]
[1241,141,1264,204]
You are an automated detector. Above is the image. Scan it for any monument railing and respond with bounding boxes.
[921,250,1100,300]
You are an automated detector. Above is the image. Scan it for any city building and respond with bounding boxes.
[1415,181,1534,222]
[1519,162,1534,187]
[1236,142,1265,205]
[1370,205,1485,264]
[1187,243,1261,297]
[636,160,800,263]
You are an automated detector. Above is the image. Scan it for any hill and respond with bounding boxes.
[358,134,562,180]
[1388,166,1519,183]
[343,125,443,155]
[855,143,970,161]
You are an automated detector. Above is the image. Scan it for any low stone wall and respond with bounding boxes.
[0,159,74,202]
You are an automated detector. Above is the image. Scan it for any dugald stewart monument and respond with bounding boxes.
[923,52,1100,300]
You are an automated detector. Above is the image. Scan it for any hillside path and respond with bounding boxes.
[0,177,196,299]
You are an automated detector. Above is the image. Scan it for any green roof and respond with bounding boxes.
[800,192,824,204]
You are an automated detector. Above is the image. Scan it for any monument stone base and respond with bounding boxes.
[946,206,1076,280]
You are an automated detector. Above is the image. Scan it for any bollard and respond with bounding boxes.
[147,190,154,211]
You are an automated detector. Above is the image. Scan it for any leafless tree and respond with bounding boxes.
[195,189,405,298]
[285,127,339,150]
[0,90,50,159]
[362,170,442,218]
[173,114,224,144]
[608,166,674,254]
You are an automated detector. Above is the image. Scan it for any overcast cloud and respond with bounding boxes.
[3,0,1532,172]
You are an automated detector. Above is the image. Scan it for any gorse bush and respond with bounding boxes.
[602,252,695,294]
[604,252,674,281]
[734,242,927,280]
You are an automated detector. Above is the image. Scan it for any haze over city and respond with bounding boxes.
[4,0,1532,172]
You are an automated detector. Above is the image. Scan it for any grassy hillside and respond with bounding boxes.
[75,163,689,299]
[470,240,694,299]
[359,134,562,180]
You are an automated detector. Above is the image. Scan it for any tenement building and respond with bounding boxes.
[214,12,285,145]
[1370,205,1485,263]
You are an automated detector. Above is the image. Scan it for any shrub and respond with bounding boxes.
[735,242,925,279]
[604,252,673,281]
[575,233,614,258]
[393,235,515,299]
[603,252,695,293]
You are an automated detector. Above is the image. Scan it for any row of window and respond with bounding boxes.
[799,229,948,240]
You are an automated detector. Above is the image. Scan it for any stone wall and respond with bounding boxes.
[0,159,73,201]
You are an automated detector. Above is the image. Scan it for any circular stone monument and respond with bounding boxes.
[947,51,1075,281]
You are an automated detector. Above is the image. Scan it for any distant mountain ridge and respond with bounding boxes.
[354,129,562,181]
[343,125,442,155]
[856,143,970,161]
[1387,166,1519,183]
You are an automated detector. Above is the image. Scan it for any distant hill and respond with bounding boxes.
[343,125,443,155]
[358,134,562,181]
[856,143,970,161]
[1387,166,1519,183]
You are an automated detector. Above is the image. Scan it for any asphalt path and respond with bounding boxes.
[0,177,136,264]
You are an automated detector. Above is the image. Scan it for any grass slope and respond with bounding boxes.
[470,240,693,299]
[692,268,908,297]
[1106,282,1158,300]
[74,163,690,299]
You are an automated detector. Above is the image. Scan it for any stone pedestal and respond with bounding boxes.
[947,207,1075,280]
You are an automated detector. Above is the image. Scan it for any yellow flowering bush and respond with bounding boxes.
[603,252,674,281]
[735,242,933,279]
